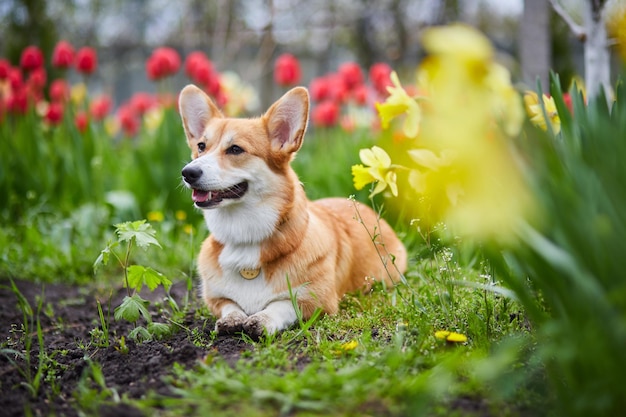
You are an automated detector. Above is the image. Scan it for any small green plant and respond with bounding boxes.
[0,280,47,398]
[94,220,173,342]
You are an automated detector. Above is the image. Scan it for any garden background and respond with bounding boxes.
[1,1,626,416]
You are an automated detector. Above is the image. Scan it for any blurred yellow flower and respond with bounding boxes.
[147,211,164,222]
[605,1,626,61]
[175,210,187,221]
[220,71,260,116]
[435,330,467,343]
[340,340,359,351]
[422,24,493,65]
[385,25,534,243]
[144,107,164,133]
[183,224,194,235]
[71,83,87,106]
[104,115,119,137]
[375,71,421,138]
[524,91,561,134]
[352,146,398,197]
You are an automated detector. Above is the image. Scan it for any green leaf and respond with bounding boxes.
[93,241,118,274]
[126,265,171,292]
[128,326,152,342]
[114,220,161,249]
[114,295,151,324]
[147,322,172,339]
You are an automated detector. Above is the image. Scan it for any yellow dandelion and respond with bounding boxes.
[175,210,187,221]
[183,224,194,235]
[147,211,164,222]
[435,330,467,343]
[340,340,359,351]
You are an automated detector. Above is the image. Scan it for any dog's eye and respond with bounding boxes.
[197,142,206,153]
[226,145,245,155]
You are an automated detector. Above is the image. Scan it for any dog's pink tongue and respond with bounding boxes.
[192,189,210,203]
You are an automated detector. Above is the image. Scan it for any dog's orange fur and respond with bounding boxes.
[179,85,407,337]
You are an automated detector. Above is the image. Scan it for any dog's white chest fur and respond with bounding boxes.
[202,268,287,316]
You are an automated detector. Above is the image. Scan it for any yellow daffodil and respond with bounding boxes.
[352,146,399,197]
[434,330,468,343]
[375,71,421,138]
[381,24,535,243]
[421,24,493,65]
[524,91,561,134]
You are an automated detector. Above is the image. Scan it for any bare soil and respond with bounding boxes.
[0,278,248,417]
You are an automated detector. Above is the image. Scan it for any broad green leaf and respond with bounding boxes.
[127,265,171,292]
[114,220,161,249]
[128,326,152,342]
[114,295,151,323]
[147,322,172,339]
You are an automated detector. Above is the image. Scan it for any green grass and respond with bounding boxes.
[131,250,540,417]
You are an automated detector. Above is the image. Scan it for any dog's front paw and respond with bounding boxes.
[243,314,271,340]
[216,311,247,335]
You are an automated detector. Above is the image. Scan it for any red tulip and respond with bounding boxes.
[52,41,75,69]
[45,102,64,125]
[75,47,98,75]
[310,76,331,102]
[563,93,573,112]
[338,62,363,90]
[351,84,369,106]
[129,92,155,115]
[274,53,301,86]
[0,59,10,79]
[185,51,212,78]
[20,46,44,71]
[75,111,89,133]
[312,100,340,127]
[27,67,47,91]
[117,104,140,137]
[146,47,181,80]
[326,74,348,103]
[8,67,23,90]
[90,95,112,121]
[49,79,69,102]
[369,63,392,95]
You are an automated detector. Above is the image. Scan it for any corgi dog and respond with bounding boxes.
[179,84,407,339]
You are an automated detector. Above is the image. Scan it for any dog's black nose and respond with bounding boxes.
[182,166,203,184]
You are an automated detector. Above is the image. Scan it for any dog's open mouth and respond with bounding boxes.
[191,181,248,208]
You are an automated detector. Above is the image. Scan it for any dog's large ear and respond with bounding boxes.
[179,84,223,146]
[264,87,309,154]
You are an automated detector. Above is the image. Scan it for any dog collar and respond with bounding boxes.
[239,268,261,280]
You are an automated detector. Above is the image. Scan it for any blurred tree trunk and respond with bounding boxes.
[582,0,610,99]
[519,0,551,90]
[258,0,276,108]
[550,0,610,100]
